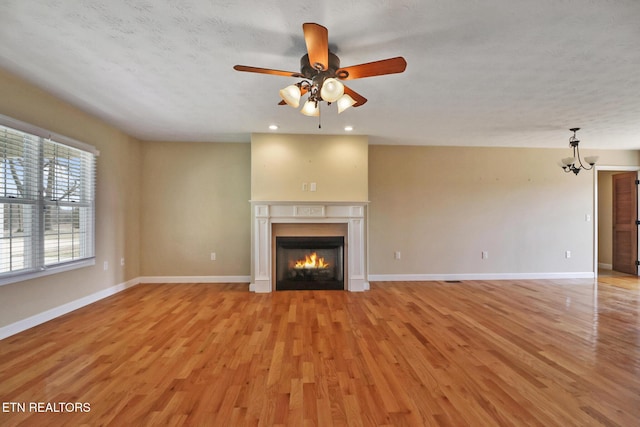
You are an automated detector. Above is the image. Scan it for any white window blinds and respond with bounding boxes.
[0,118,97,285]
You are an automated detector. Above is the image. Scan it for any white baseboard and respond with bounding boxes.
[598,263,613,270]
[139,275,251,284]
[0,277,141,340]
[368,272,595,282]
[0,275,252,340]
[1,271,593,341]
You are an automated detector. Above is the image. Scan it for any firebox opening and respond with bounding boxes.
[276,236,345,290]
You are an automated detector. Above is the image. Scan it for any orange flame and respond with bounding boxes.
[294,252,330,269]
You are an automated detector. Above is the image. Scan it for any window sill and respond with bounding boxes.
[0,258,96,287]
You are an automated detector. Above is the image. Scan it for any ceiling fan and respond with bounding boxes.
[233,23,407,117]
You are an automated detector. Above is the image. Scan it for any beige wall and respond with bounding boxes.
[0,68,141,328]
[140,141,251,276]
[598,171,615,266]
[368,146,640,276]
[251,133,368,202]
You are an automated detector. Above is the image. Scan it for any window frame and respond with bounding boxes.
[0,114,99,286]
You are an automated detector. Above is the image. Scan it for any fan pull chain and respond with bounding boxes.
[318,102,322,129]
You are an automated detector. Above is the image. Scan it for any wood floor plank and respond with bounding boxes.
[1,279,640,426]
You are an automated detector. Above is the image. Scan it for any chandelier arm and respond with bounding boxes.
[575,145,584,168]
[575,145,595,171]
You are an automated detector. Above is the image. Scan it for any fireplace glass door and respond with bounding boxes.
[275,236,344,290]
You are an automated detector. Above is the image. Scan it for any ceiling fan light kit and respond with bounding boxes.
[560,128,598,175]
[279,84,302,108]
[319,78,344,103]
[234,23,407,120]
[301,99,320,117]
[337,94,357,114]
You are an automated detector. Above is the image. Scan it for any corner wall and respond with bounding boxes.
[0,68,141,329]
[139,141,251,277]
[368,145,640,279]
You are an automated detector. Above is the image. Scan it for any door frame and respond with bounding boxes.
[593,165,640,279]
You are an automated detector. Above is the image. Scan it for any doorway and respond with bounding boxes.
[596,167,640,277]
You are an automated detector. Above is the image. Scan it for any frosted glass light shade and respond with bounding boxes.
[561,157,576,166]
[279,85,301,108]
[301,100,319,116]
[320,78,344,102]
[337,94,356,114]
[584,155,599,165]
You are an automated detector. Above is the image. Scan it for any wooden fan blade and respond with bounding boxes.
[303,23,329,71]
[336,57,407,80]
[233,65,301,78]
[278,86,309,105]
[343,85,367,107]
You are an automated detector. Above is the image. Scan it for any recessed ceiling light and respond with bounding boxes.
[269,124,279,130]
[344,126,353,132]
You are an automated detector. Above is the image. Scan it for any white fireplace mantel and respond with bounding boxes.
[250,201,369,293]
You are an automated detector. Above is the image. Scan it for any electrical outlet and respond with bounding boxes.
[103,261,108,271]
[120,258,125,266]
[482,251,489,259]
[310,182,317,192]
[565,250,571,258]
[394,251,401,260]
[211,252,216,261]
[302,183,308,191]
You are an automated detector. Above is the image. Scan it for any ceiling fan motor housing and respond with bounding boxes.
[300,52,345,81]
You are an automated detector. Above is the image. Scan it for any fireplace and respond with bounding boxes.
[275,236,345,290]
[250,202,368,292]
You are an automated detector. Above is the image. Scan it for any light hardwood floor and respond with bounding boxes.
[1,278,639,426]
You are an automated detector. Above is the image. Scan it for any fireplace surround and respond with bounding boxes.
[250,202,368,292]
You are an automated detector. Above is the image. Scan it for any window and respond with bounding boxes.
[0,116,97,285]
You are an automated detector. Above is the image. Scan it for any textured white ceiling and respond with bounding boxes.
[0,0,639,148]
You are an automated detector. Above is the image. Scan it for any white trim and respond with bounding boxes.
[598,263,613,270]
[0,259,96,287]
[249,200,370,205]
[594,165,640,172]
[0,113,100,156]
[0,277,140,340]
[139,275,251,284]
[368,272,595,282]
[250,201,368,292]
[0,275,252,340]
[1,271,593,340]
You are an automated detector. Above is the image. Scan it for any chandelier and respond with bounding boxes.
[559,128,598,175]
[279,76,356,116]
